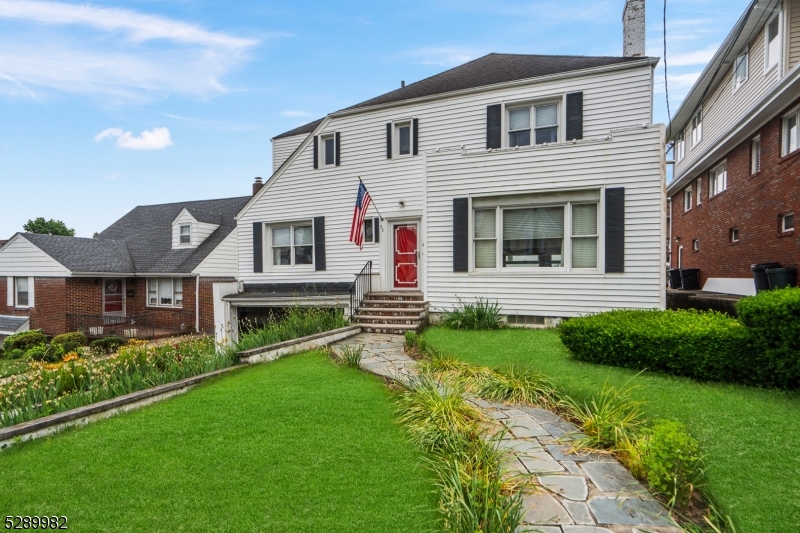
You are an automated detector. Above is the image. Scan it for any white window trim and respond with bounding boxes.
[469,197,601,273]
[781,105,800,156]
[179,224,191,245]
[502,96,563,149]
[696,178,702,205]
[709,161,728,197]
[319,133,336,167]
[12,276,34,308]
[733,49,749,92]
[674,132,685,163]
[690,108,703,148]
[692,239,699,252]
[730,228,740,243]
[267,221,315,270]
[146,278,184,308]
[684,186,692,212]
[782,213,795,232]
[392,120,414,158]
[751,136,761,174]
[765,10,782,75]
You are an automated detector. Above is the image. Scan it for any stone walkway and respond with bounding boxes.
[332,333,682,533]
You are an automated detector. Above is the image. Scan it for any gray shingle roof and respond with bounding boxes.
[19,196,249,275]
[0,315,29,334]
[273,53,649,139]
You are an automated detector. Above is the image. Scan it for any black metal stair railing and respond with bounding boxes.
[348,260,372,319]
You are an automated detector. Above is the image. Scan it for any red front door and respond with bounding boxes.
[103,278,124,316]
[394,224,418,289]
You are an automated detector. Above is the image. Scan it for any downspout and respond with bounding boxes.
[195,274,200,333]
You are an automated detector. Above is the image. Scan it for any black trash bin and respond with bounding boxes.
[668,268,682,289]
[679,268,700,290]
[766,267,797,290]
[751,262,781,292]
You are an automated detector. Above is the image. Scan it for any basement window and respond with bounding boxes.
[730,228,739,243]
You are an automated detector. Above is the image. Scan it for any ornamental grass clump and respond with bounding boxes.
[442,298,504,330]
[337,343,363,369]
[563,382,645,451]
[476,366,559,409]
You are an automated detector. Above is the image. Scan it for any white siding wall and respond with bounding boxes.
[0,236,70,277]
[193,231,238,277]
[273,134,306,172]
[172,210,219,248]
[425,126,665,316]
[239,64,655,284]
[790,0,800,69]
[675,12,785,178]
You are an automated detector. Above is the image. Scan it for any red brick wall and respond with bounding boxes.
[670,99,800,287]
[0,277,70,335]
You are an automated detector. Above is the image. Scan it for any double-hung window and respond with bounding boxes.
[684,186,692,212]
[766,12,781,72]
[751,136,761,173]
[508,103,558,147]
[709,162,727,197]
[179,224,191,245]
[395,122,412,156]
[734,50,748,90]
[690,109,702,147]
[782,107,800,156]
[15,277,29,307]
[472,196,598,270]
[696,178,702,205]
[674,132,685,162]
[321,134,335,166]
[271,223,313,266]
[147,278,183,307]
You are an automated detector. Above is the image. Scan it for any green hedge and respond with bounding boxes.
[558,309,750,383]
[737,287,800,388]
[51,332,88,348]
[3,330,47,353]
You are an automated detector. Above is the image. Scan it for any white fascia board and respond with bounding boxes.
[171,208,198,226]
[236,116,333,219]
[667,65,800,195]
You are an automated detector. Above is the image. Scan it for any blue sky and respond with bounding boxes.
[0,0,751,238]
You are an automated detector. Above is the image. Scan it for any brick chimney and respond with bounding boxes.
[623,0,645,58]
[252,177,263,196]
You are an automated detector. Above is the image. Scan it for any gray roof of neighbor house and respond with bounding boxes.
[0,315,29,334]
[273,53,652,139]
[21,196,250,275]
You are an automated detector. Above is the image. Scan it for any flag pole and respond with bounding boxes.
[358,176,385,220]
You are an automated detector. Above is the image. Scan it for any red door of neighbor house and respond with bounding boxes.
[394,224,419,289]
[103,278,125,316]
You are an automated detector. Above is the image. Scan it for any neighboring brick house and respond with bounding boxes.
[667,0,800,294]
[0,195,249,337]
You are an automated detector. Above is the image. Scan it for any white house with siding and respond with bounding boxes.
[222,1,666,333]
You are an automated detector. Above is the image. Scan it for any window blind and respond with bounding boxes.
[572,204,597,235]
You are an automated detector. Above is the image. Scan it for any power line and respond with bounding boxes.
[664,0,671,144]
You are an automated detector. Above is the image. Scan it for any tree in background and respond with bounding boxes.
[23,217,75,237]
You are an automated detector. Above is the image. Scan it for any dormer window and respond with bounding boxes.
[179,224,191,245]
[508,102,559,147]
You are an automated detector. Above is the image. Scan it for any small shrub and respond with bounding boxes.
[558,309,751,385]
[338,343,363,368]
[3,330,47,352]
[51,332,88,348]
[637,420,705,510]
[442,298,504,330]
[736,287,800,388]
[564,382,645,450]
[25,343,63,363]
[89,336,126,355]
[404,330,418,348]
[8,348,25,360]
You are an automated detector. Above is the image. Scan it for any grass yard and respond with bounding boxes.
[0,358,28,379]
[422,327,800,533]
[0,351,439,533]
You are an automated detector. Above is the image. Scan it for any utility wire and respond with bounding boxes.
[664,0,671,145]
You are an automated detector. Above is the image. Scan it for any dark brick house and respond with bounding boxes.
[0,196,249,338]
[667,0,800,294]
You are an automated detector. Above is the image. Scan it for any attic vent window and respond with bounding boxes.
[179,224,191,245]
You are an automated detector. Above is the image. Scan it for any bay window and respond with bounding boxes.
[147,278,183,307]
[271,223,313,267]
[471,192,599,271]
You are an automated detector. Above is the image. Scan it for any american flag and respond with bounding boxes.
[349,181,372,249]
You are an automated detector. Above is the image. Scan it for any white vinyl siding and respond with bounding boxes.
[425,126,664,317]
[790,0,800,69]
[674,17,784,180]
[0,235,71,276]
[238,64,655,284]
[192,231,238,277]
[272,133,307,172]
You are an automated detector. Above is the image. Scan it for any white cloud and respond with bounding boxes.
[0,0,268,102]
[105,171,124,180]
[280,110,315,117]
[94,127,173,150]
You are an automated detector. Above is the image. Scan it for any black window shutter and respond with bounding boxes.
[314,216,326,271]
[412,118,419,155]
[453,198,469,272]
[252,222,263,273]
[566,92,584,141]
[605,188,625,273]
[486,104,501,149]
[373,217,380,243]
[313,135,319,169]
[386,123,392,159]
[335,132,341,166]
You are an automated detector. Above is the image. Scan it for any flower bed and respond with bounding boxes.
[0,336,234,428]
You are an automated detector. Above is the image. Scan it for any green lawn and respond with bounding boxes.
[0,351,439,533]
[422,327,800,533]
[0,358,28,379]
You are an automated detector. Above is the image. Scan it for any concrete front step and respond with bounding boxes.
[361,300,427,309]
[358,323,420,334]
[365,291,425,302]
[356,307,425,316]
[354,315,423,325]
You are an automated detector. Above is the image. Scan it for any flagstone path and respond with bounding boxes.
[332,333,683,533]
